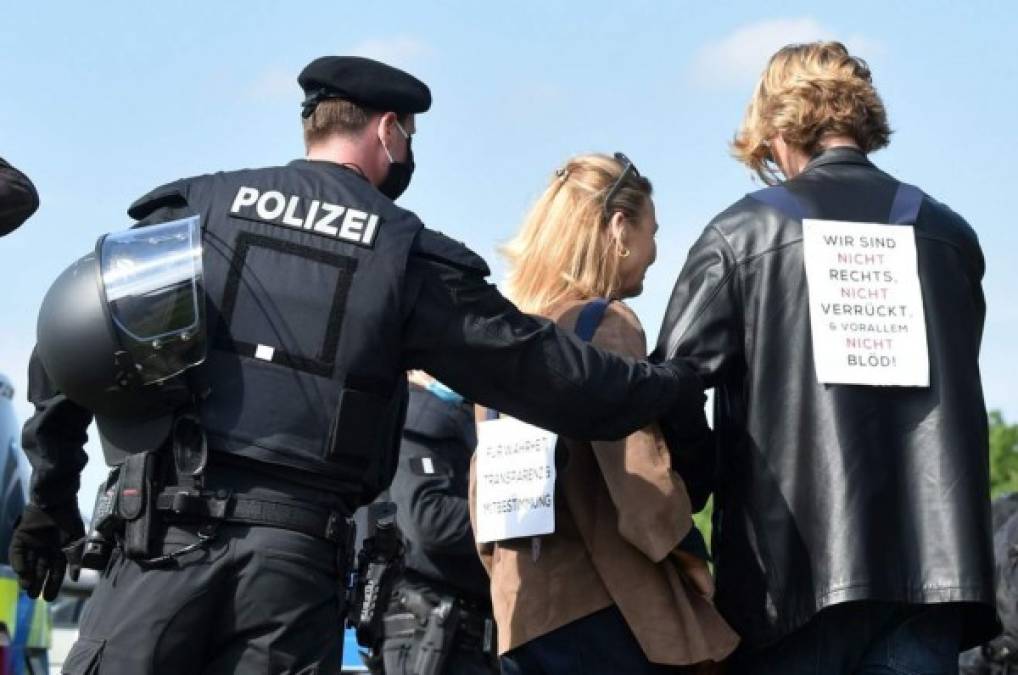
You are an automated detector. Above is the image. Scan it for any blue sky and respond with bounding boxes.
[2,1,1016,511]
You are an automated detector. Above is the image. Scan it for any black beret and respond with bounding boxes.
[298,56,431,118]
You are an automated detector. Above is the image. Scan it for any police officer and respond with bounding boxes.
[0,155,39,236]
[373,371,495,675]
[10,56,707,674]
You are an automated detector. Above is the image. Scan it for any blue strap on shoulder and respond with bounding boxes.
[749,182,925,225]
[888,183,925,225]
[748,184,809,220]
[574,298,610,343]
[486,299,608,420]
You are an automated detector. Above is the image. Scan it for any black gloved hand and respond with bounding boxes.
[9,502,85,601]
[664,359,709,430]
[661,359,715,512]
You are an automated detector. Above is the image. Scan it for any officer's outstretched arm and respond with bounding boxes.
[401,230,704,441]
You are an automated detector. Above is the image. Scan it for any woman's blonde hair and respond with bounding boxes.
[732,41,891,183]
[501,154,652,315]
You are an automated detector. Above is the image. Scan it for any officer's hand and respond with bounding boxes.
[9,503,85,601]
[664,359,708,436]
[660,359,715,511]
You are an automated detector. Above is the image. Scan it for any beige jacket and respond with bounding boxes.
[470,299,739,665]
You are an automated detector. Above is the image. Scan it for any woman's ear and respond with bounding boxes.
[608,210,628,249]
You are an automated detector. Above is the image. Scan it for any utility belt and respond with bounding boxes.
[156,489,348,542]
[381,586,496,675]
[78,445,353,571]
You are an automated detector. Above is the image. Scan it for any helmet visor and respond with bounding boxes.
[98,216,205,384]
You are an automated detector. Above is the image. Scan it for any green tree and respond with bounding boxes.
[989,410,1018,497]
[692,497,713,553]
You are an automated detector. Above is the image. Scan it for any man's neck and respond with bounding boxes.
[818,135,860,153]
[783,136,861,178]
[305,136,380,184]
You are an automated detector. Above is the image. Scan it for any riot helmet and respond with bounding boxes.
[36,216,206,462]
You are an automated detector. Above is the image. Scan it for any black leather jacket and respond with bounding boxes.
[655,148,998,649]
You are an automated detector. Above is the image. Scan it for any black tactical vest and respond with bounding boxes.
[129,160,422,504]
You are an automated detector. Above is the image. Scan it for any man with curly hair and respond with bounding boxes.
[655,42,999,674]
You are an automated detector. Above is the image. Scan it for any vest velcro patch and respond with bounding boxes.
[229,186,381,248]
[409,455,447,477]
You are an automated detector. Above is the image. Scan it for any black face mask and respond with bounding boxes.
[379,124,415,201]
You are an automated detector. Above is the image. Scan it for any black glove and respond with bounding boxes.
[664,359,709,429]
[9,502,85,601]
[661,359,715,512]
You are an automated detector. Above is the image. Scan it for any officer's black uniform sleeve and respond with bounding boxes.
[21,349,92,508]
[400,230,704,441]
[0,157,39,236]
[394,398,476,557]
[399,453,475,555]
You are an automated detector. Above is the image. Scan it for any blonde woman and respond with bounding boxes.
[472,153,738,674]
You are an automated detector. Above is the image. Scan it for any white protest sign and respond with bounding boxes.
[474,417,556,544]
[802,219,929,387]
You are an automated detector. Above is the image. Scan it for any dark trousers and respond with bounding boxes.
[500,605,684,675]
[728,602,964,675]
[61,523,345,674]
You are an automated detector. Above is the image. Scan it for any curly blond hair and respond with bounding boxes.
[732,41,891,183]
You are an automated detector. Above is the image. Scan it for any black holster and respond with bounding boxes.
[412,597,459,675]
[983,636,1018,674]
[382,587,497,675]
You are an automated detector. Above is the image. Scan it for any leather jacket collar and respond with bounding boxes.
[801,145,872,173]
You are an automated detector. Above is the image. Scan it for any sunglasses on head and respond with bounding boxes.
[604,152,640,220]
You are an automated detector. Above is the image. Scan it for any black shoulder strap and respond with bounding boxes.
[574,298,610,343]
